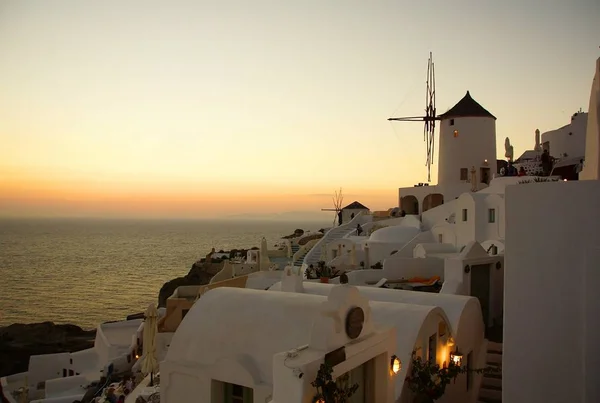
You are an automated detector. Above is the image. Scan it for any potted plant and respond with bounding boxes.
[405,353,498,403]
[370,262,383,270]
[319,264,332,283]
[311,362,358,403]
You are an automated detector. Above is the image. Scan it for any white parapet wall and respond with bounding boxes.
[504,180,600,403]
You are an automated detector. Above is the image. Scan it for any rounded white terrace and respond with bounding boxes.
[269,282,483,354]
[165,286,449,402]
[368,301,450,398]
[165,288,322,384]
[369,225,421,244]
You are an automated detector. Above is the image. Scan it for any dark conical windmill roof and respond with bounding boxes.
[342,201,369,210]
[439,91,496,120]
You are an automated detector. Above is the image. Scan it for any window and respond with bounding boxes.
[232,384,244,403]
[488,208,496,223]
[181,309,190,320]
[460,168,468,181]
[462,209,468,222]
[428,333,437,364]
[224,383,253,403]
[438,234,443,243]
[450,119,455,126]
[480,167,491,184]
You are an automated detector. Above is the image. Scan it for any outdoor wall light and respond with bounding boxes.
[390,355,401,374]
[453,130,459,138]
[450,349,463,366]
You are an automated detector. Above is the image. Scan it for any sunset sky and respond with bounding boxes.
[0,0,598,219]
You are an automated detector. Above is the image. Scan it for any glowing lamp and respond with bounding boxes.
[563,179,568,182]
[450,349,463,367]
[453,130,459,138]
[390,355,401,374]
[484,159,488,165]
[135,354,140,359]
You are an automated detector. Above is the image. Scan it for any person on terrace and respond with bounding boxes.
[356,224,363,236]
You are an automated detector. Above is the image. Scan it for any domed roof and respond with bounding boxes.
[369,225,421,243]
[165,288,323,383]
[439,91,496,120]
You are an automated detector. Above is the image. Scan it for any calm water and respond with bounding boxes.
[0,218,325,328]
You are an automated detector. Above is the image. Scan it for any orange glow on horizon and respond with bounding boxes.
[0,169,398,218]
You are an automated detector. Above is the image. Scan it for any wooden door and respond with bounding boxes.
[470,264,491,330]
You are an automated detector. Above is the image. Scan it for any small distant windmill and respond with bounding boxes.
[321,188,344,227]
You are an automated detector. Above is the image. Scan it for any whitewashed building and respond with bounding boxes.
[399,91,498,215]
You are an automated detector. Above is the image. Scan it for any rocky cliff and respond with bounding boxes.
[0,322,96,377]
[157,261,223,307]
[2,248,258,378]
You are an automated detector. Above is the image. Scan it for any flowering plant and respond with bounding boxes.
[405,352,498,402]
[311,363,358,403]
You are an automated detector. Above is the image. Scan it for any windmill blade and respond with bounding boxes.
[387,116,428,122]
[387,52,439,183]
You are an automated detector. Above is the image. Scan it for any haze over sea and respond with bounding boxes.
[0,218,327,329]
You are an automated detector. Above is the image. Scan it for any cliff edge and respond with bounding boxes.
[0,322,96,377]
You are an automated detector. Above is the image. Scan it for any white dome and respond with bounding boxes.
[165,288,323,383]
[369,225,421,243]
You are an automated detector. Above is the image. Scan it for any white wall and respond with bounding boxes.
[413,243,456,258]
[504,180,600,403]
[445,257,504,328]
[398,183,473,216]
[386,231,435,260]
[454,193,504,248]
[454,194,477,247]
[581,58,600,180]
[484,194,505,240]
[438,116,497,186]
[44,375,88,398]
[28,354,71,391]
[344,258,444,285]
[421,198,458,230]
[541,112,587,158]
[431,224,458,246]
[342,208,368,224]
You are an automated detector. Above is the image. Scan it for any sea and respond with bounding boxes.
[0,218,327,329]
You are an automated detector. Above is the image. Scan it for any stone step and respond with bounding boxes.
[482,375,502,389]
[479,385,502,401]
[484,370,502,380]
[487,341,503,352]
[486,352,503,365]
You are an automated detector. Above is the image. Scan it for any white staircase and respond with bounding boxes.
[478,341,502,403]
[292,248,310,268]
[290,243,300,257]
[302,215,367,267]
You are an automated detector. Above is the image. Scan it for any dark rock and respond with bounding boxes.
[157,260,225,308]
[0,322,96,377]
[282,229,305,239]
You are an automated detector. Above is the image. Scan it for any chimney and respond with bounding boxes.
[281,267,305,293]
